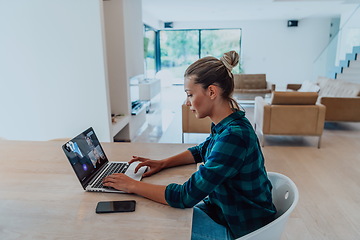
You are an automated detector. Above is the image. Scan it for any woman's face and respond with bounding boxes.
[184,76,213,119]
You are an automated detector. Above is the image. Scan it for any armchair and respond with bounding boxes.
[254,91,326,148]
[182,104,212,143]
[233,74,275,100]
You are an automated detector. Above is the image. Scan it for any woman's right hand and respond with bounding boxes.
[129,156,165,178]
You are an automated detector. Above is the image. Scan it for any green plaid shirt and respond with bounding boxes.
[165,110,276,238]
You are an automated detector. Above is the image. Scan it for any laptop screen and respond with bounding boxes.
[62,127,108,188]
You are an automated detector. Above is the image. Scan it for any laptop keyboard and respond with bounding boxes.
[93,162,129,188]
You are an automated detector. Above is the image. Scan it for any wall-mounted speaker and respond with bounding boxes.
[164,22,174,28]
[287,20,298,27]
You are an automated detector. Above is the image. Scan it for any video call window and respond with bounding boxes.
[64,130,107,182]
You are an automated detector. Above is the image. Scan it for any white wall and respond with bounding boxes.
[240,19,331,89]
[123,0,145,80]
[161,19,331,89]
[103,0,130,116]
[0,0,112,141]
[143,10,163,30]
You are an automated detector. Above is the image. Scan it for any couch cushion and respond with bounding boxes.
[298,80,320,92]
[317,77,360,97]
[271,91,318,105]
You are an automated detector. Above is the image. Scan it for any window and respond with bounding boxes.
[160,30,199,81]
[144,25,157,78]
[144,28,242,82]
[200,29,242,74]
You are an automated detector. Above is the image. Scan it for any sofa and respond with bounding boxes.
[233,74,275,100]
[254,91,326,148]
[287,77,360,122]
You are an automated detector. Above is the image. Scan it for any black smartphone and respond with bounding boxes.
[96,200,136,213]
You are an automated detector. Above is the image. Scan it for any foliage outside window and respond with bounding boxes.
[160,30,199,80]
[144,28,242,82]
[200,29,242,74]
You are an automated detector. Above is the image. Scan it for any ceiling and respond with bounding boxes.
[142,0,360,22]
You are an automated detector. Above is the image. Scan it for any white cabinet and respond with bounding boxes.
[139,78,161,101]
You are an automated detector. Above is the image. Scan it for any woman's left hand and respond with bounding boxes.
[102,173,137,193]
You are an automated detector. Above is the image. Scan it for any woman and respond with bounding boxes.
[103,51,276,239]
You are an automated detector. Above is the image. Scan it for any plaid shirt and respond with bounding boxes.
[165,110,276,238]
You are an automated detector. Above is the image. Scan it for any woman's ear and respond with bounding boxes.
[207,85,218,99]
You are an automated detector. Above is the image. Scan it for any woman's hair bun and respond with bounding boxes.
[220,51,239,72]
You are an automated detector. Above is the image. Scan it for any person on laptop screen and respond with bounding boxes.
[103,51,276,239]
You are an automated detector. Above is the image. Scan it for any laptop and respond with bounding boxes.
[62,127,147,193]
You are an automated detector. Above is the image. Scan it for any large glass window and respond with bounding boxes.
[160,30,199,82]
[144,28,242,83]
[144,26,157,78]
[200,29,242,74]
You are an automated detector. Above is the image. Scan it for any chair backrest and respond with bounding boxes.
[270,91,318,105]
[260,92,325,136]
[234,74,267,89]
[182,104,212,133]
[237,172,299,240]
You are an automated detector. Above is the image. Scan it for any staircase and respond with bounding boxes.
[330,46,360,83]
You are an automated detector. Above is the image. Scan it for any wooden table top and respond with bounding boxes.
[0,140,196,240]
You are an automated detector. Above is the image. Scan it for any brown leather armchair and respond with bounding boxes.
[182,104,212,143]
[233,74,275,100]
[254,91,326,148]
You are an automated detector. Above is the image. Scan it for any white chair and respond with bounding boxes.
[237,172,299,240]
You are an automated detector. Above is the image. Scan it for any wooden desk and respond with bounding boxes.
[0,140,196,239]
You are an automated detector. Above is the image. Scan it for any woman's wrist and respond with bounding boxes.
[129,180,167,205]
[159,159,169,169]
[127,179,140,194]
[161,150,195,169]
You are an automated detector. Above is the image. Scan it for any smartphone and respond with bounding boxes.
[96,200,136,213]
